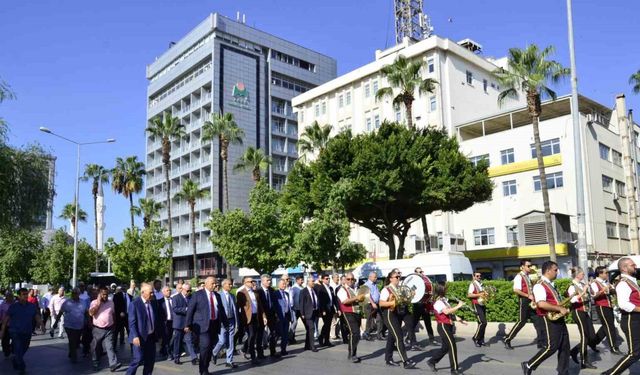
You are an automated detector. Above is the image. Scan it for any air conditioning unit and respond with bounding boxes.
[613,192,619,201]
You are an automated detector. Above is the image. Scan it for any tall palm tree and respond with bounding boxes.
[59,202,87,236]
[298,121,332,159]
[630,70,640,94]
[375,55,438,129]
[132,198,163,229]
[174,179,209,278]
[146,112,185,285]
[202,112,244,211]
[233,147,271,182]
[111,156,146,230]
[81,164,110,272]
[494,44,569,262]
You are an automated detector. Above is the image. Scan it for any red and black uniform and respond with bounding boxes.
[590,278,619,352]
[504,272,544,348]
[380,286,409,365]
[427,298,460,372]
[337,285,361,361]
[406,275,435,346]
[568,281,597,367]
[468,280,487,345]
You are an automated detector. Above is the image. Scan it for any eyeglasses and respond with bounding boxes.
[323,277,329,280]
[389,276,399,279]
[345,278,353,281]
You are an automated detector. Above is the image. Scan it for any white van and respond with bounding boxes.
[352,251,473,284]
[607,255,640,278]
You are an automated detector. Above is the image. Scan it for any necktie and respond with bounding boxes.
[265,290,270,308]
[209,292,216,320]
[146,302,154,334]
[166,298,172,320]
[226,293,231,317]
[311,289,317,309]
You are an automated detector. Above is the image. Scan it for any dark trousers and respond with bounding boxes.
[526,316,570,375]
[279,312,291,352]
[365,305,382,336]
[91,326,118,367]
[9,332,31,372]
[245,315,258,359]
[114,315,128,347]
[594,305,618,349]
[340,315,349,344]
[504,297,544,346]
[402,310,416,344]
[256,319,276,356]
[603,312,640,375]
[1,322,11,357]
[383,308,408,363]
[319,310,332,346]
[197,320,220,374]
[42,308,51,329]
[160,320,173,357]
[570,309,596,363]
[81,323,92,355]
[472,303,487,343]
[65,327,82,361]
[304,315,317,350]
[414,303,434,338]
[126,333,156,375]
[429,323,459,371]
[172,328,197,361]
[289,309,302,342]
[342,312,360,358]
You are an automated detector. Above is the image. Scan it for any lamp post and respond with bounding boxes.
[39,127,115,287]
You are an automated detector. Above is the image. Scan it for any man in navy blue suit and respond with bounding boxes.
[185,276,228,375]
[300,276,320,352]
[126,283,162,375]
[275,278,292,356]
[171,283,198,366]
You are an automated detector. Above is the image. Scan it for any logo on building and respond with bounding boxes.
[230,82,250,109]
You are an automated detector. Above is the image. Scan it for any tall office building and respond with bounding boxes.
[145,13,336,279]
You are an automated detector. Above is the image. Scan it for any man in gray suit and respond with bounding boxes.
[212,279,238,368]
[289,275,304,343]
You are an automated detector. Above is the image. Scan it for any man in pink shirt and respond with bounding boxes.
[88,286,121,372]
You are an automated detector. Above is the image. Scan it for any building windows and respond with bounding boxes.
[321,101,326,115]
[372,81,379,95]
[427,58,435,73]
[599,143,610,161]
[271,73,310,93]
[470,154,490,167]
[612,150,622,166]
[394,104,402,122]
[338,95,344,108]
[466,70,473,85]
[530,138,560,158]
[365,116,372,132]
[503,180,517,196]
[364,83,370,98]
[506,226,518,245]
[473,227,495,246]
[483,79,488,93]
[314,104,320,117]
[602,175,613,192]
[374,114,381,129]
[616,180,626,197]
[606,221,617,238]
[620,224,630,240]
[429,96,437,112]
[271,50,316,72]
[500,148,515,165]
[345,92,351,105]
[533,172,563,191]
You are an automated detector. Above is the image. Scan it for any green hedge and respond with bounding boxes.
[444,279,574,324]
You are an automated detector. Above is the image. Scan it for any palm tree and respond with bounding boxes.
[146,112,185,285]
[233,147,271,182]
[59,202,87,236]
[298,121,332,159]
[630,70,640,94]
[111,156,146,230]
[375,55,438,129]
[494,44,569,262]
[174,179,209,278]
[132,198,163,229]
[81,164,110,272]
[202,112,244,211]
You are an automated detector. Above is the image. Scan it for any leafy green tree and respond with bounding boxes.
[0,76,15,136]
[132,198,163,229]
[32,229,94,286]
[375,55,438,129]
[494,45,569,261]
[174,179,209,277]
[0,228,42,288]
[105,223,170,283]
[298,121,332,159]
[202,112,244,211]
[233,146,271,182]
[58,201,88,234]
[630,70,640,94]
[206,181,298,275]
[284,122,493,260]
[111,156,146,230]
[146,112,185,285]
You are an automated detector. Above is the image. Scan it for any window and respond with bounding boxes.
[602,175,613,192]
[345,92,351,105]
[321,101,326,115]
[616,180,626,197]
[612,150,622,166]
[372,81,379,95]
[427,58,435,73]
[506,226,518,245]
[620,224,630,240]
[365,117,372,132]
[483,79,488,93]
[429,96,437,112]
[314,104,319,117]
[503,180,517,196]
[606,221,617,238]
[394,104,402,122]
[374,114,381,129]
[599,143,610,161]
[338,95,344,108]
[271,50,316,72]
[364,83,370,98]
[531,138,560,158]
[466,70,473,85]
[533,172,564,191]
[500,148,515,165]
[473,228,495,246]
[470,154,490,167]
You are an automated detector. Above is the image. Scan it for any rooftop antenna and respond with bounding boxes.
[394,0,433,45]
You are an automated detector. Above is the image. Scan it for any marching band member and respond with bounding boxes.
[601,257,640,375]
[409,267,435,346]
[427,284,466,374]
[467,271,487,347]
[590,266,621,354]
[336,272,363,363]
[521,261,570,375]
[567,267,597,369]
[504,260,544,350]
[379,270,416,369]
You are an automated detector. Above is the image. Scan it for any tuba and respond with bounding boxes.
[389,284,414,314]
[477,285,496,306]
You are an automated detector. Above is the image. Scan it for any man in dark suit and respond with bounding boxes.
[275,278,292,355]
[126,283,162,375]
[300,275,320,352]
[236,276,262,365]
[314,273,339,347]
[256,274,279,359]
[113,285,131,350]
[171,283,198,365]
[212,279,238,368]
[159,286,174,360]
[185,276,228,375]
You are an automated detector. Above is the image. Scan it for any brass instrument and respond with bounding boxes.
[477,285,497,306]
[448,298,472,312]
[546,295,573,321]
[389,284,414,312]
[526,269,540,309]
[356,285,371,314]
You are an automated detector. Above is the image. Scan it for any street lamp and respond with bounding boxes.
[39,127,116,287]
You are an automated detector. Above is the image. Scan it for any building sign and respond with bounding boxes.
[229,82,250,110]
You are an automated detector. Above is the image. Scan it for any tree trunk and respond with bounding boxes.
[93,186,99,272]
[387,227,397,260]
[165,160,174,286]
[529,92,556,261]
[143,216,150,229]
[405,98,414,129]
[421,215,431,252]
[191,202,198,279]
[253,167,260,182]
[129,193,135,230]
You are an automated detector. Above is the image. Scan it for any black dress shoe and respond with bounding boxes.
[427,361,437,372]
[590,344,600,353]
[326,342,334,347]
[386,360,400,366]
[270,353,281,358]
[110,362,122,372]
[351,356,361,363]
[570,350,579,364]
[582,362,597,369]
[521,361,532,375]
[410,345,423,351]
[404,360,417,369]
[474,341,482,348]
[174,359,182,365]
[504,340,514,350]
[226,363,238,368]
[281,350,288,356]
[450,370,463,374]
[611,347,622,355]
[191,358,199,365]
[311,348,319,352]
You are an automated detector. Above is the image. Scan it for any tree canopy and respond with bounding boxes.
[0,228,43,288]
[32,230,95,286]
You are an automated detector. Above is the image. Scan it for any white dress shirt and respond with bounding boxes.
[247,289,258,314]
[468,280,483,294]
[616,274,639,313]
[206,290,219,319]
[533,276,556,303]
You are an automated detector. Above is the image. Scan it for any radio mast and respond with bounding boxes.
[394,0,433,45]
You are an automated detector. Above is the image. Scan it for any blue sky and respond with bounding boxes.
[1,0,638,244]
